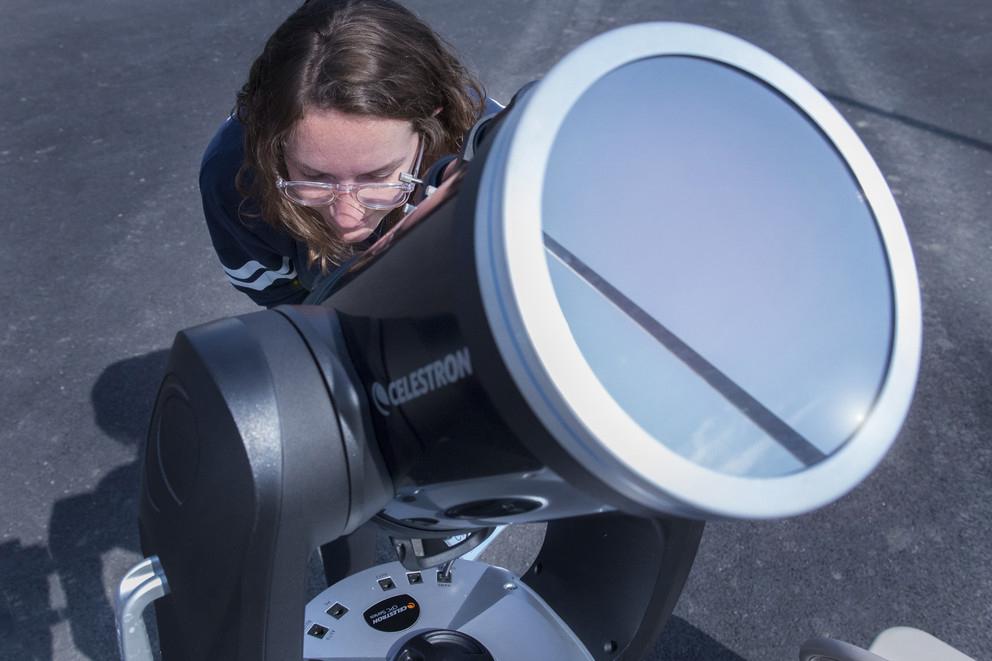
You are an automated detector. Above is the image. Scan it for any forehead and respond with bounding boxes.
[285,108,416,176]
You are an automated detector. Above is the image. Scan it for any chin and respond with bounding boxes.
[339,227,375,244]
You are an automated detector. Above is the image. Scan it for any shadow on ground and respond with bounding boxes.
[0,350,167,660]
[652,616,750,660]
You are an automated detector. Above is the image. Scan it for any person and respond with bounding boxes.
[197,0,497,586]
[199,0,488,307]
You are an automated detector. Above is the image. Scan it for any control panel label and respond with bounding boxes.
[363,594,420,632]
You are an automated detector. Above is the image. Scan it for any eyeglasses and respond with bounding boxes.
[276,138,425,211]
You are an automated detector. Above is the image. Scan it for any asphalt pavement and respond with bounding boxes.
[1,1,990,660]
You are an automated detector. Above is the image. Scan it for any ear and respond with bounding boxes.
[432,106,443,117]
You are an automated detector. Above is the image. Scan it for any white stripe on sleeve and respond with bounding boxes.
[224,257,297,291]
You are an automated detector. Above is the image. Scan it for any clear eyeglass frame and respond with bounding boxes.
[276,138,426,211]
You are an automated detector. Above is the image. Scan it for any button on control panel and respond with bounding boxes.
[326,602,348,619]
[307,623,329,639]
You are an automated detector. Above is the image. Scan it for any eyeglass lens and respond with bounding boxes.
[282,183,409,209]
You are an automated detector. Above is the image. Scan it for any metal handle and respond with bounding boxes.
[115,556,170,661]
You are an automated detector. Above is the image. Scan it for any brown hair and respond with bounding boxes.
[236,0,484,271]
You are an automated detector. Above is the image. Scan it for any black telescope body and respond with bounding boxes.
[136,23,920,661]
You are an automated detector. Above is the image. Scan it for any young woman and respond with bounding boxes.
[200,0,488,307]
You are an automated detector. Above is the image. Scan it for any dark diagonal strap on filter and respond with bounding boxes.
[543,233,826,466]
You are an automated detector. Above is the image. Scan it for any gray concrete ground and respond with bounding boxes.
[1,1,990,659]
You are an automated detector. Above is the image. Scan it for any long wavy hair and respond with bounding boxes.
[236,0,484,271]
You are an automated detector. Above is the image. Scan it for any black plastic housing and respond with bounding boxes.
[322,132,670,522]
[139,310,390,660]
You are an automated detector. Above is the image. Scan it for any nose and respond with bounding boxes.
[327,196,367,230]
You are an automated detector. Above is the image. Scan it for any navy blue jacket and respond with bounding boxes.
[199,117,321,307]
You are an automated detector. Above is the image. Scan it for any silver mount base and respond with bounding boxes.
[303,558,593,660]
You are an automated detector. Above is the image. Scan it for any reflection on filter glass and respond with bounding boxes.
[541,56,892,477]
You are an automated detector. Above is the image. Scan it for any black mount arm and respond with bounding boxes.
[522,512,704,660]
[139,308,391,661]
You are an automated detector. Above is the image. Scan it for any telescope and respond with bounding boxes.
[116,23,921,661]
